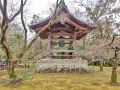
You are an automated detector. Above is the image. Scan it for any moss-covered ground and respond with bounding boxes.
[0,66,120,90]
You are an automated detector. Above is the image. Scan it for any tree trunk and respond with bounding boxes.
[100,61,103,71]
[111,59,117,84]
[6,59,17,79]
[103,59,106,66]
[91,56,95,83]
[7,66,16,79]
[111,47,119,84]
[100,57,103,71]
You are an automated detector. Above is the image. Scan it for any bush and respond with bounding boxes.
[105,60,112,67]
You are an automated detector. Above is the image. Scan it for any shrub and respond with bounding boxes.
[105,60,112,67]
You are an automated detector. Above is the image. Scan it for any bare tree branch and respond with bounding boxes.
[0,0,4,15]
[8,0,27,23]
[20,0,27,50]
[18,0,63,58]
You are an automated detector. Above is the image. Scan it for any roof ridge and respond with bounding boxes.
[57,0,68,12]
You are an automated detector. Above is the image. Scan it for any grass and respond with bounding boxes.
[0,66,120,90]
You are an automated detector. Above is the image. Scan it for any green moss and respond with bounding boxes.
[0,66,120,90]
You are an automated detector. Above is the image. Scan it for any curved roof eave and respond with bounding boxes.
[29,0,96,30]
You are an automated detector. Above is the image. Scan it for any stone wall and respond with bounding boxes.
[34,59,89,73]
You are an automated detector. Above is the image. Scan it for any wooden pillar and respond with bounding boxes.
[47,32,51,60]
[74,32,77,59]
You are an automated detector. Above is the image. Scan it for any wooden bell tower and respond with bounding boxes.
[30,0,95,59]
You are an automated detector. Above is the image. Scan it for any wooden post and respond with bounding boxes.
[47,33,50,51]
[25,62,26,70]
[47,32,51,60]
[28,63,29,69]
[74,32,77,59]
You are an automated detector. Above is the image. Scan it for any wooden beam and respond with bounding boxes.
[76,29,90,34]
[50,27,73,32]
[52,38,74,41]
[51,33,74,36]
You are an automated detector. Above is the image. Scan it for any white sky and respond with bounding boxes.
[28,0,80,17]
[29,0,54,14]
[28,0,120,18]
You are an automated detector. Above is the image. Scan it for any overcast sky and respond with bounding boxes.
[29,0,120,21]
[30,0,55,14]
[28,0,80,16]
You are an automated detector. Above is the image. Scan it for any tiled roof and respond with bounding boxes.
[29,0,95,29]
[30,16,51,29]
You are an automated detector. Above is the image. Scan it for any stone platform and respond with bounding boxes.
[34,59,89,73]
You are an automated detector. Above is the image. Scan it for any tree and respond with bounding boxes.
[107,35,120,84]
[73,0,119,56]
[0,0,63,81]
[72,0,120,84]
[74,0,119,37]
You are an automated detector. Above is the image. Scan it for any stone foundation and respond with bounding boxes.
[34,59,89,73]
